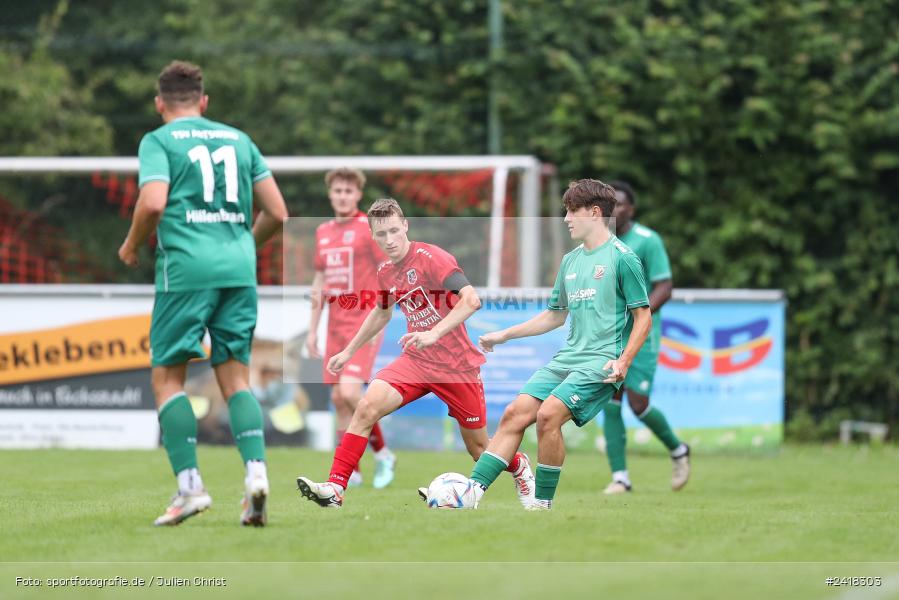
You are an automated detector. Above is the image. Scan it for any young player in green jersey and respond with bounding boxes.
[465,179,652,510]
[600,181,690,494]
[118,61,289,527]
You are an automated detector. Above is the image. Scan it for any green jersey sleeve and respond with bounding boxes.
[248,140,272,183]
[645,233,672,283]
[619,253,650,309]
[548,256,569,311]
[138,134,170,187]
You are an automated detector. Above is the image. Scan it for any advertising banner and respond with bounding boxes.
[373,289,785,453]
[0,286,312,449]
[1,286,783,453]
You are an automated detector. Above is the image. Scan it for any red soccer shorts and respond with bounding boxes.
[373,353,487,429]
[323,328,384,385]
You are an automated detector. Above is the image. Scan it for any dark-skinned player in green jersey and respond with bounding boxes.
[600,181,690,495]
[118,61,289,527]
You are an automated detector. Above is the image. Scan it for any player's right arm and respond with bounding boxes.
[252,176,289,247]
[119,134,170,267]
[305,270,326,359]
[119,181,168,267]
[327,304,392,374]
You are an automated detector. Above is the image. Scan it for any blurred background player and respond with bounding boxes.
[601,181,690,494]
[118,61,289,526]
[305,169,396,488]
[471,179,651,510]
[296,199,534,508]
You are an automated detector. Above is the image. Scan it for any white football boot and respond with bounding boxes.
[510,452,536,508]
[241,475,269,527]
[671,444,691,491]
[154,490,212,526]
[602,480,632,495]
[296,477,344,508]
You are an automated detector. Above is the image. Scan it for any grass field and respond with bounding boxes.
[2,445,898,599]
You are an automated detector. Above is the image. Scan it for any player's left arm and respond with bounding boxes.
[649,279,672,313]
[646,233,673,313]
[400,273,481,351]
[118,181,168,267]
[603,254,652,383]
[604,306,651,383]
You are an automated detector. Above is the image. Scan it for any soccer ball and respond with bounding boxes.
[426,472,477,509]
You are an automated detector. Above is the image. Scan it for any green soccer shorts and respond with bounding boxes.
[623,326,660,395]
[520,363,617,427]
[150,287,257,367]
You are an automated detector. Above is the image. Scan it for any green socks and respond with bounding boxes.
[639,406,681,451]
[159,393,198,474]
[228,390,266,463]
[535,464,562,501]
[470,451,508,489]
[603,401,628,472]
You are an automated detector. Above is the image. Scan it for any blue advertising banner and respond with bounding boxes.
[373,289,784,452]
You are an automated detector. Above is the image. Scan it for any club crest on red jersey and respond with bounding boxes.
[593,265,606,280]
[343,230,355,244]
[406,269,418,285]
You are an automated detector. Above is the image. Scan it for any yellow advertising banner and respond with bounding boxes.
[0,315,153,386]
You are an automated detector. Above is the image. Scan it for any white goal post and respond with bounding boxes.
[0,155,543,287]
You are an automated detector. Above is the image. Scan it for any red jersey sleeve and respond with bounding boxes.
[425,244,463,286]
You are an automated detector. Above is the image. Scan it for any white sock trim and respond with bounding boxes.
[670,443,688,458]
[158,391,187,412]
[176,468,204,494]
[484,451,509,467]
[637,404,653,419]
[612,470,630,483]
[536,463,562,471]
[246,459,267,481]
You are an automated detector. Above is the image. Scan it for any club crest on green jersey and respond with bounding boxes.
[593,265,606,280]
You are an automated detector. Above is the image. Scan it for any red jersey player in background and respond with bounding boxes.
[296,199,535,508]
[305,168,396,488]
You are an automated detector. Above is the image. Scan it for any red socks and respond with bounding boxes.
[328,433,368,487]
[337,426,386,452]
[368,422,386,452]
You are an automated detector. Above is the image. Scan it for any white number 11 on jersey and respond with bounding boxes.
[188,144,238,204]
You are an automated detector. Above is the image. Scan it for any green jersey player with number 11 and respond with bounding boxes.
[118,61,289,527]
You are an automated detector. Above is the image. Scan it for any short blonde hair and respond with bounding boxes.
[325,168,366,190]
[367,198,405,226]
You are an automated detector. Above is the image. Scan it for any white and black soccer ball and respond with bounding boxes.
[426,472,477,509]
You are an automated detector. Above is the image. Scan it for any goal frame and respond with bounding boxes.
[0,155,543,287]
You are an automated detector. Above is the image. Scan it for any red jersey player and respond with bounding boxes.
[296,198,535,508]
[305,168,396,488]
